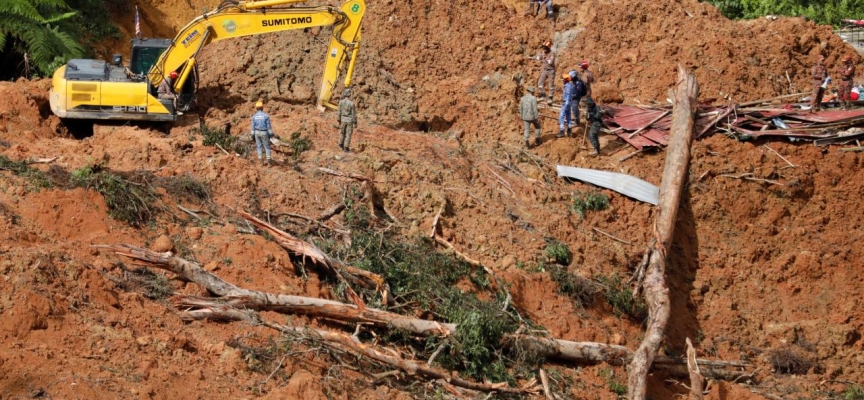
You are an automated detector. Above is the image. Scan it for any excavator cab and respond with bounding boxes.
[129,39,172,76]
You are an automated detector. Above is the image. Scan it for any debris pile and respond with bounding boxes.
[602,100,864,150]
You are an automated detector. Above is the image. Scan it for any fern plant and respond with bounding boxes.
[0,0,83,77]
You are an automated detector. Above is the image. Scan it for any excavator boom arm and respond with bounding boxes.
[150,0,365,109]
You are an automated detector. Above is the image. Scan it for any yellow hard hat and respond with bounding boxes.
[255,101,264,108]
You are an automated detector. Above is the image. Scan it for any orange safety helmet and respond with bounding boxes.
[562,73,572,81]
[169,71,179,79]
[542,40,552,49]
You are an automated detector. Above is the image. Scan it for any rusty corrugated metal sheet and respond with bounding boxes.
[613,131,660,150]
[783,109,864,123]
[605,106,668,130]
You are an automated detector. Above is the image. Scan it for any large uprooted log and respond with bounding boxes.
[627,66,699,400]
[94,244,454,335]
[96,244,751,386]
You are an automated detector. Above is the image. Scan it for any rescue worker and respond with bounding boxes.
[838,54,856,110]
[337,88,358,152]
[585,98,603,156]
[519,86,541,148]
[558,73,574,138]
[533,40,556,105]
[251,100,273,165]
[579,61,594,99]
[527,0,553,18]
[810,54,828,113]
[568,69,585,123]
[158,71,180,113]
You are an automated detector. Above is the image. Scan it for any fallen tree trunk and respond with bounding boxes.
[98,244,751,381]
[627,66,699,400]
[179,306,537,394]
[95,244,453,335]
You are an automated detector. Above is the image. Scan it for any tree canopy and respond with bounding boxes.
[0,0,118,80]
[705,0,864,27]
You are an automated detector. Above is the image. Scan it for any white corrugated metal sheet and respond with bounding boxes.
[556,165,659,205]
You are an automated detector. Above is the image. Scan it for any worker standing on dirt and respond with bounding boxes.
[558,73,574,138]
[251,100,274,166]
[568,69,586,123]
[337,88,358,152]
[838,54,856,110]
[579,61,594,99]
[585,98,603,156]
[520,86,541,149]
[533,40,556,105]
[810,54,828,113]
[158,71,180,113]
[527,0,553,19]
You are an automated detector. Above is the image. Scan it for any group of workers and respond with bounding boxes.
[520,40,603,156]
[245,89,357,166]
[811,53,857,113]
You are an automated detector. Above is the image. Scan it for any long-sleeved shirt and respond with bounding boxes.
[157,78,175,98]
[839,62,856,81]
[587,103,603,123]
[519,94,539,121]
[561,81,574,104]
[536,51,555,72]
[811,62,827,85]
[251,110,273,135]
[338,98,357,124]
[582,70,595,95]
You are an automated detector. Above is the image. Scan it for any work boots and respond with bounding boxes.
[566,127,572,137]
[556,129,565,138]
[524,140,531,149]
[535,137,541,147]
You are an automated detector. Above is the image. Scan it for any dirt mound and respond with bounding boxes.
[2,0,864,398]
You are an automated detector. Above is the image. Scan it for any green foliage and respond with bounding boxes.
[314,192,525,383]
[0,155,52,190]
[158,173,210,202]
[549,265,598,306]
[570,191,609,218]
[843,384,864,400]
[545,238,572,265]
[596,274,647,321]
[703,0,864,27]
[0,0,84,77]
[70,165,158,226]
[199,123,248,156]
[289,131,313,161]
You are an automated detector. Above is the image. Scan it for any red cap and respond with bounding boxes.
[169,71,179,79]
[580,61,589,69]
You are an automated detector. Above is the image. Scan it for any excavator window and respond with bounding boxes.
[129,39,172,76]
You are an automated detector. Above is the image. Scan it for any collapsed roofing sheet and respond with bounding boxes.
[556,165,659,205]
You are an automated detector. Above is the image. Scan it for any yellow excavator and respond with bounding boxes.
[49,0,365,122]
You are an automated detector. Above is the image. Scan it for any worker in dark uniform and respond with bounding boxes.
[337,89,358,152]
[838,53,856,110]
[585,98,603,156]
[533,40,556,105]
[579,61,594,98]
[810,54,828,113]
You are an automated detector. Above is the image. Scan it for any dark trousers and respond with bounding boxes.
[588,122,601,153]
[810,85,824,111]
